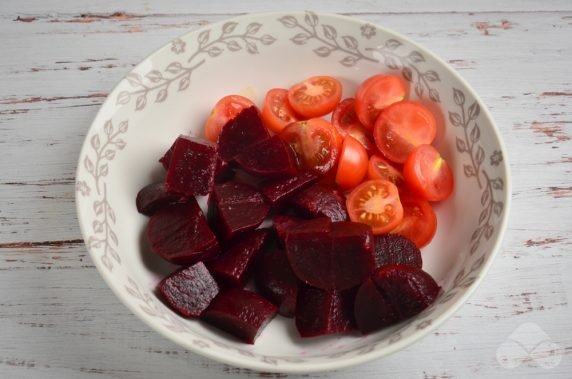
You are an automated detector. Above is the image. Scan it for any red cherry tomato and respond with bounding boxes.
[331,98,376,153]
[390,195,437,248]
[368,154,405,187]
[355,75,407,128]
[373,101,437,163]
[346,179,404,234]
[335,135,369,190]
[204,95,255,142]
[261,88,300,134]
[287,76,342,118]
[403,144,454,201]
[278,118,341,175]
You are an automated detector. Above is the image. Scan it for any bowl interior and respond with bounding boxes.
[76,11,510,372]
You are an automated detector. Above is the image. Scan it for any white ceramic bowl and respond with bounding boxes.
[76,11,511,373]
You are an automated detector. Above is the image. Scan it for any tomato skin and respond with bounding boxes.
[331,98,376,153]
[278,118,341,175]
[403,144,454,202]
[204,95,256,142]
[335,135,369,190]
[390,196,437,248]
[346,179,404,234]
[287,76,342,118]
[261,88,300,134]
[355,75,407,128]
[368,154,405,187]
[373,101,437,164]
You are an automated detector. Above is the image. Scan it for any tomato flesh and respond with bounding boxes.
[390,196,437,248]
[355,75,407,128]
[346,179,403,234]
[204,95,255,142]
[331,98,376,153]
[261,88,300,134]
[373,101,436,163]
[403,144,454,201]
[288,76,342,118]
[368,155,405,187]
[335,135,369,190]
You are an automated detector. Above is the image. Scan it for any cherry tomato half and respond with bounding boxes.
[335,135,369,190]
[346,179,404,234]
[355,75,407,128]
[331,98,376,153]
[403,144,454,202]
[390,195,437,248]
[287,76,342,118]
[204,95,255,142]
[279,118,341,175]
[368,154,405,187]
[373,101,437,163]
[261,88,300,134]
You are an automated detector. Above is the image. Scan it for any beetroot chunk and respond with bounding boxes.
[136,182,184,216]
[159,262,219,318]
[207,229,272,287]
[217,106,269,162]
[260,171,319,208]
[290,183,348,222]
[208,181,270,240]
[235,135,297,178]
[354,277,398,334]
[272,215,304,244]
[202,288,278,344]
[295,285,356,338]
[165,135,217,196]
[373,234,422,269]
[254,246,299,317]
[147,199,219,265]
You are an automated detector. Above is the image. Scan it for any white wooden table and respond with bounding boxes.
[1,1,571,377]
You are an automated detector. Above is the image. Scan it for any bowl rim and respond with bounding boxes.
[75,10,512,373]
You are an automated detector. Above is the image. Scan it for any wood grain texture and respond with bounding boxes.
[1,1,571,378]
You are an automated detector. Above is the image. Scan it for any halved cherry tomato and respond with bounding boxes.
[346,179,404,234]
[278,118,341,175]
[204,95,255,142]
[355,75,407,128]
[335,135,368,190]
[331,98,376,153]
[261,88,300,134]
[287,76,342,118]
[368,155,405,187]
[373,101,437,163]
[403,144,454,201]
[391,195,437,248]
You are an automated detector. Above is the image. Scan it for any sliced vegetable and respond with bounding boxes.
[331,98,376,153]
[355,75,407,128]
[204,95,255,142]
[287,75,342,118]
[335,135,368,190]
[261,88,300,134]
[403,144,454,201]
[390,195,437,248]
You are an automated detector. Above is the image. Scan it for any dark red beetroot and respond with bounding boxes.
[373,234,422,269]
[354,277,398,334]
[214,157,234,183]
[159,262,219,318]
[254,246,299,318]
[165,135,217,196]
[290,183,348,222]
[136,182,184,216]
[285,219,374,290]
[159,140,176,170]
[260,171,319,208]
[208,181,270,240]
[235,135,297,178]
[295,285,356,338]
[147,199,219,265]
[202,288,278,344]
[217,106,269,162]
[272,215,304,244]
[207,229,272,287]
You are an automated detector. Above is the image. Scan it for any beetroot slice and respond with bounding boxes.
[217,106,269,162]
[354,277,398,334]
[207,229,272,287]
[260,171,319,208]
[214,157,234,183]
[272,215,305,244]
[202,288,277,344]
[373,234,422,269]
[254,246,299,318]
[136,182,184,216]
[159,262,219,318]
[295,285,356,338]
[165,135,217,196]
[147,199,219,265]
[235,135,297,178]
[208,181,270,240]
[290,183,348,222]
